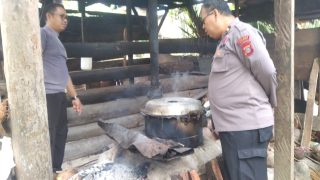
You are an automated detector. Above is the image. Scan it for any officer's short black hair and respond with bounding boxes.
[202,0,232,16]
[43,3,65,21]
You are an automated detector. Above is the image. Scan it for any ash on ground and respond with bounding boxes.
[70,161,148,180]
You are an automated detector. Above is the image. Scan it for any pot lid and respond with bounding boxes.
[141,97,203,116]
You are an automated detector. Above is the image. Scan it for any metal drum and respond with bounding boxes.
[141,97,205,148]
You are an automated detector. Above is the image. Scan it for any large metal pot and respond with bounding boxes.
[141,97,204,148]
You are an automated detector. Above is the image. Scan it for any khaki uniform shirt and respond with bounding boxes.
[208,18,277,132]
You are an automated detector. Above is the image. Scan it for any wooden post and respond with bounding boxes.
[318,69,320,130]
[273,0,295,179]
[234,0,240,17]
[78,0,86,42]
[0,0,52,179]
[147,0,162,98]
[126,0,134,84]
[301,59,319,147]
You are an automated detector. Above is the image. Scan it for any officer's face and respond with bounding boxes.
[46,7,68,32]
[200,8,222,40]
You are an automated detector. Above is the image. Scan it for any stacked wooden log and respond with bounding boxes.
[63,54,211,163]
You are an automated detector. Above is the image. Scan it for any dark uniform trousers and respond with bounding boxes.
[46,92,68,172]
[219,126,273,180]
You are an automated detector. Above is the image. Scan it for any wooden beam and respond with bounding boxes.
[64,134,113,161]
[59,14,148,42]
[148,0,162,98]
[78,0,86,42]
[301,59,319,147]
[273,0,295,179]
[73,75,208,105]
[125,0,134,84]
[67,113,144,142]
[69,58,195,85]
[67,88,207,127]
[0,0,52,178]
[63,38,218,60]
[67,57,151,71]
[91,0,200,9]
[70,64,151,85]
[67,96,147,127]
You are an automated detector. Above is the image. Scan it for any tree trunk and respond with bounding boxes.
[0,0,52,179]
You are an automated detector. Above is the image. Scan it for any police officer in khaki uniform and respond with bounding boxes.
[200,0,277,179]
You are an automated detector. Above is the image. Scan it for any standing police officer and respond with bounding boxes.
[200,0,277,179]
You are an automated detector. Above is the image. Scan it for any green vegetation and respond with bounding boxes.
[168,7,202,38]
[296,19,320,29]
[250,21,275,34]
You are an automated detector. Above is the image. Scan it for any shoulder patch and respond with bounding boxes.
[237,35,249,45]
[237,35,254,57]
